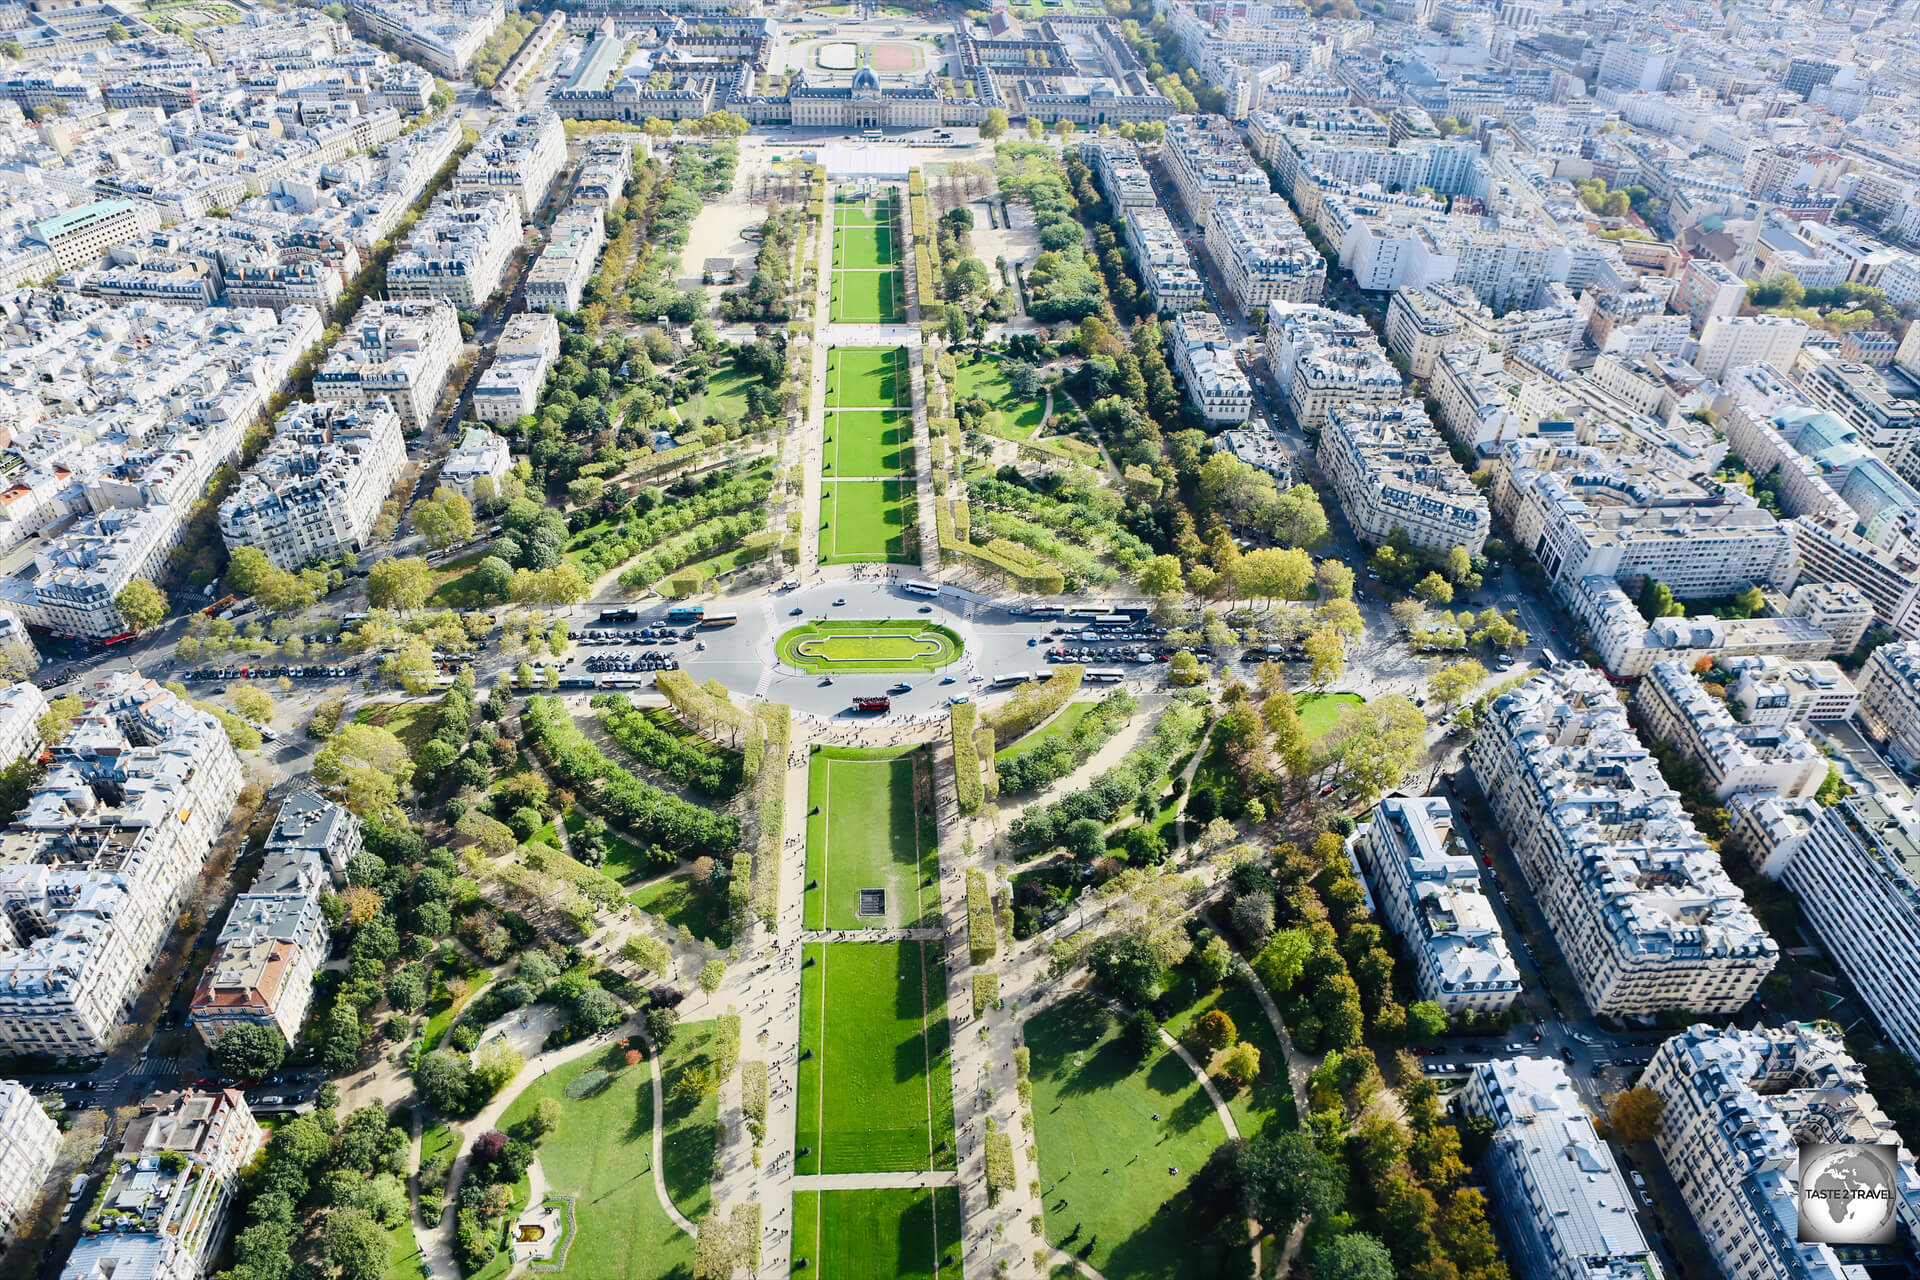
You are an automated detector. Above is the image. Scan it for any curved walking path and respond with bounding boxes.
[635,1022,699,1237]
[1050,1249,1111,1280]
[1155,1029,1240,1141]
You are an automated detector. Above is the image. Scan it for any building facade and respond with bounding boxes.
[1318,399,1488,553]
[218,399,404,572]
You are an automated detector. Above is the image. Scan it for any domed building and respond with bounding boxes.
[787,58,944,128]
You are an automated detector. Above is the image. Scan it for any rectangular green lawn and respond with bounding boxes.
[956,353,1046,438]
[795,939,956,1175]
[792,1187,962,1280]
[825,409,913,478]
[832,267,902,322]
[819,480,915,563]
[836,223,898,270]
[1027,994,1238,1280]
[827,347,906,408]
[494,1044,694,1280]
[804,748,936,930]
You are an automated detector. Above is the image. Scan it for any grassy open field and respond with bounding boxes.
[824,409,913,478]
[352,701,437,757]
[792,1187,962,1280]
[803,746,938,929]
[1027,994,1238,1280]
[1296,691,1363,741]
[994,700,1094,763]
[673,361,757,426]
[777,619,961,675]
[835,222,899,270]
[830,191,905,323]
[562,810,660,885]
[795,939,956,1175]
[955,353,1045,438]
[1161,974,1298,1140]
[494,1044,695,1280]
[819,480,915,563]
[827,346,907,408]
[658,1020,722,1222]
[629,871,733,948]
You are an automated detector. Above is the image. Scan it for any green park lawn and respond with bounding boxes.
[561,810,658,884]
[803,746,938,930]
[426,551,493,607]
[657,1020,722,1222]
[955,353,1045,438]
[819,480,915,563]
[1160,974,1298,1140]
[382,1216,429,1280]
[994,700,1094,763]
[832,267,904,323]
[795,939,956,1175]
[673,361,757,426]
[1297,691,1363,741]
[1027,994,1238,1280]
[835,222,900,270]
[792,1187,962,1280]
[494,1044,695,1280]
[824,409,913,478]
[827,347,908,408]
[352,701,437,757]
[776,619,961,675]
[629,870,733,948]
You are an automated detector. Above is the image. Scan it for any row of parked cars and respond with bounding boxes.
[583,653,680,673]
[578,626,680,641]
[1045,647,1168,664]
[186,665,357,680]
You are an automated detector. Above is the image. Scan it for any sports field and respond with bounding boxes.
[777,620,961,676]
[830,192,906,323]
[795,938,957,1175]
[824,409,912,477]
[792,1187,962,1280]
[827,346,908,409]
[802,745,940,928]
[819,479,916,563]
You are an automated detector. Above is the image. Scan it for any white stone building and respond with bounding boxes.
[1458,1057,1656,1280]
[218,398,405,572]
[1354,797,1520,1014]
[0,677,244,1056]
[1264,303,1402,432]
[440,427,513,501]
[1723,655,1859,727]
[1167,312,1249,424]
[0,508,184,641]
[313,298,461,430]
[455,109,565,219]
[384,194,519,310]
[1469,665,1776,1017]
[472,311,559,425]
[1693,314,1809,380]
[0,682,47,775]
[1633,662,1826,800]
[525,206,605,314]
[1202,196,1324,310]
[1857,641,1920,770]
[1318,399,1487,553]
[0,1078,60,1247]
[1641,1023,1920,1280]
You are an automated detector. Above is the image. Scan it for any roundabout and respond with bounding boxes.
[776,618,963,674]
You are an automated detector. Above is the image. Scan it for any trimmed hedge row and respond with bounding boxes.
[984,665,1084,740]
[750,701,789,928]
[967,868,996,966]
[936,500,1065,593]
[951,700,983,815]
[655,670,766,780]
[593,696,742,797]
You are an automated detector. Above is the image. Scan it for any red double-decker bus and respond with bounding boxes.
[853,696,891,713]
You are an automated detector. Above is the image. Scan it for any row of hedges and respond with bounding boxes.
[520,696,739,858]
[572,463,772,578]
[594,696,742,797]
[995,688,1135,795]
[936,499,1066,593]
[966,868,996,966]
[750,701,789,928]
[614,509,767,593]
[655,670,767,781]
[951,700,983,815]
[984,665,1084,741]
[1007,693,1211,852]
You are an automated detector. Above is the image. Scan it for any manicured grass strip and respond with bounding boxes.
[776,619,961,674]
[802,749,937,930]
[824,409,913,478]
[496,1044,695,1280]
[955,353,1045,438]
[826,346,908,409]
[1297,690,1364,741]
[834,224,899,270]
[1027,994,1235,1280]
[562,809,656,885]
[819,480,916,564]
[791,1187,962,1280]
[795,940,955,1175]
[1161,977,1299,1139]
[994,700,1094,762]
[659,1020,722,1222]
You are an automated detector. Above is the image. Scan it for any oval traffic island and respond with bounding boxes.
[776,619,963,674]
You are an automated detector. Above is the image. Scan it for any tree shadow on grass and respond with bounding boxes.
[1095,1180,1253,1280]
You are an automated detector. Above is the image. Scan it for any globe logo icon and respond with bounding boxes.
[1798,1143,1900,1245]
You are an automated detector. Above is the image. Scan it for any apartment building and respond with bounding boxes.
[1203,195,1325,309]
[1120,205,1206,312]
[1786,581,1875,656]
[1858,641,1920,770]
[1777,795,1920,1062]
[1804,360,1919,447]
[1384,282,1583,381]
[384,194,519,309]
[472,311,559,425]
[440,426,514,502]
[1790,512,1920,639]
[1083,135,1157,209]
[1723,655,1859,726]
[1319,399,1488,554]
[62,1091,264,1280]
[1641,1023,1920,1280]
[0,1078,60,1247]
[0,508,185,641]
[1693,314,1809,380]
[31,199,162,271]
[191,791,354,1048]
[0,682,47,774]
[1211,427,1293,486]
[569,137,637,212]
[1672,257,1747,331]
[1354,797,1519,1015]
[455,109,565,219]
[218,399,405,572]
[1167,312,1249,424]
[1469,665,1776,1017]
[1264,303,1402,431]
[1160,114,1270,222]
[1633,661,1825,800]
[313,298,461,429]
[1458,1058,1656,1280]
[0,676,245,1056]
[345,0,504,77]
[525,206,605,314]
